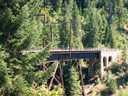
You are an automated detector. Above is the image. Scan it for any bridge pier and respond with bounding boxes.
[88,59,96,78]
[100,57,104,79]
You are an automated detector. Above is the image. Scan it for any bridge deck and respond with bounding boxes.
[21,48,117,62]
[47,50,100,62]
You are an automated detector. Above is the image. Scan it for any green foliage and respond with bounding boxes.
[122,46,128,68]
[72,2,83,48]
[95,77,101,85]
[35,62,58,83]
[103,70,113,80]
[68,66,81,96]
[97,93,101,96]
[10,75,28,96]
[0,0,58,95]
[93,63,100,76]
[0,0,128,95]
[62,61,81,96]
[105,77,117,93]
[109,61,121,73]
[119,89,128,96]
[83,7,101,47]
[125,71,128,83]
[0,46,11,95]
[29,83,63,96]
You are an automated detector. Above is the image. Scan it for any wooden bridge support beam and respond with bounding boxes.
[78,59,86,96]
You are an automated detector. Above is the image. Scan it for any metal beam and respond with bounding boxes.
[48,63,59,90]
[59,62,66,96]
[78,59,86,96]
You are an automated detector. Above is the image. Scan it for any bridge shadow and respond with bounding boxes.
[82,66,98,85]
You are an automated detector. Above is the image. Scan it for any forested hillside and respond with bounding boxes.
[0,0,128,96]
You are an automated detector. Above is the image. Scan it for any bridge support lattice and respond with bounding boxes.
[78,59,86,96]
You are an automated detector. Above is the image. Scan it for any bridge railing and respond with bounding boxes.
[20,47,117,53]
[51,47,117,51]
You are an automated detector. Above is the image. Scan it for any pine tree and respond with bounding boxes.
[117,0,126,31]
[0,46,11,95]
[72,2,83,48]
[65,0,74,10]
[113,0,118,16]
[83,0,91,8]
[101,14,108,46]
[122,45,128,67]
[62,61,81,96]
[68,66,81,96]
[0,0,56,95]
[56,0,62,13]
[59,2,74,48]
[109,25,117,48]
[59,15,70,47]
[83,7,100,47]
[50,0,62,13]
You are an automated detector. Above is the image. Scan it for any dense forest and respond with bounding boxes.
[0,0,128,96]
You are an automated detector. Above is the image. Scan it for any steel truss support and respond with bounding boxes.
[43,63,65,96]
[58,61,66,96]
[78,59,86,96]
[48,63,59,90]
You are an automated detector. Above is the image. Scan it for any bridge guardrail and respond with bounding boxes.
[20,47,117,53]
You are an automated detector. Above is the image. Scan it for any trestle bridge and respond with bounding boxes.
[21,48,118,96]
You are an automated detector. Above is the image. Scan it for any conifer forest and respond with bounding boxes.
[1,0,128,96]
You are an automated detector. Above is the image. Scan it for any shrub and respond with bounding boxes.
[105,77,117,93]
[95,77,101,85]
[125,76,128,83]
[122,61,128,68]
[109,61,121,73]
[29,83,63,96]
[119,90,128,96]
[97,93,101,96]
[103,70,113,79]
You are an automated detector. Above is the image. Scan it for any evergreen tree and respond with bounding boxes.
[122,45,128,67]
[101,14,108,46]
[72,2,83,48]
[68,66,81,96]
[65,0,73,10]
[58,15,72,47]
[61,1,72,20]
[117,0,126,31]
[56,0,62,13]
[113,0,118,16]
[83,7,100,47]
[62,61,81,96]
[108,0,113,28]
[59,2,74,48]
[109,25,117,48]
[0,46,11,95]
[0,0,56,95]
[50,0,62,13]
[83,0,91,8]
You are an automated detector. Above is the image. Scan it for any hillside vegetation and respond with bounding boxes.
[0,0,128,96]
